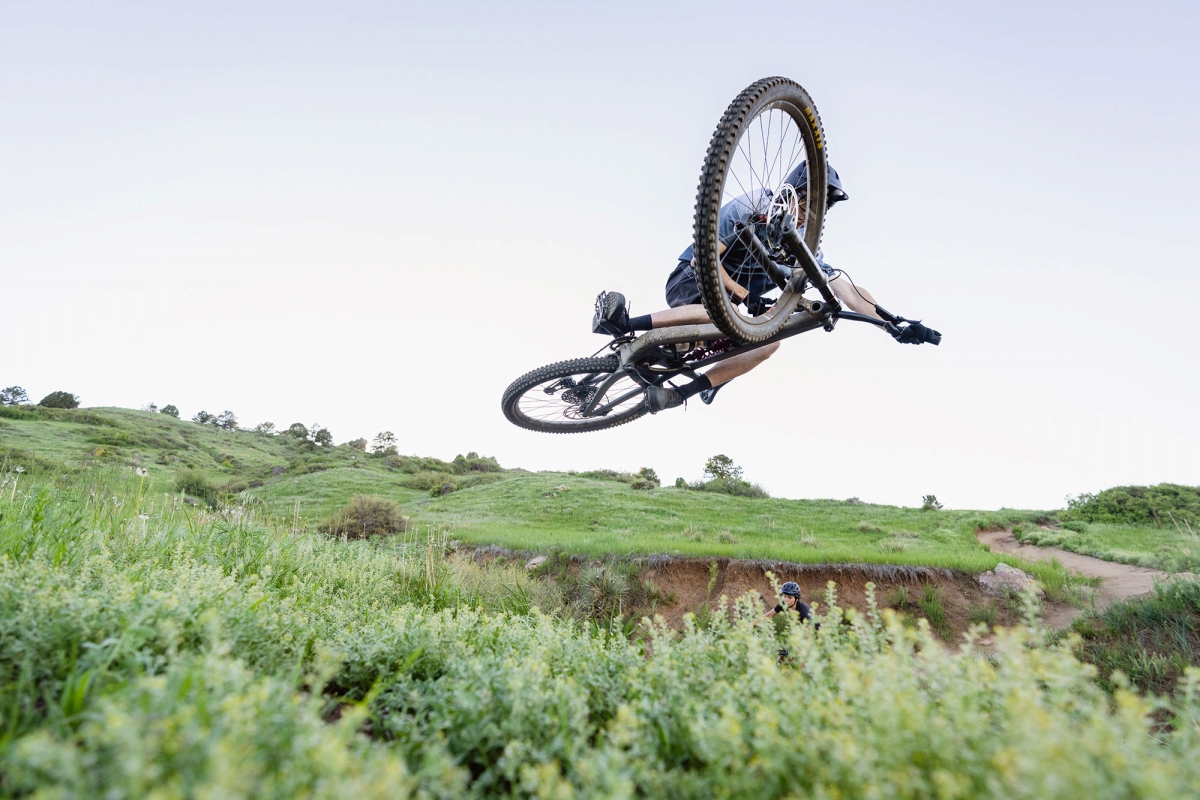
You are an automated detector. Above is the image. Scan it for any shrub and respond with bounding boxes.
[451,453,503,474]
[38,391,79,409]
[921,494,943,511]
[280,422,307,439]
[318,494,408,538]
[347,438,367,451]
[1064,484,1200,527]
[407,471,456,492]
[674,477,687,489]
[175,468,218,507]
[690,477,769,498]
[213,410,238,431]
[431,482,457,497]
[0,386,29,406]
[631,467,660,491]
[160,404,180,418]
[193,411,214,425]
[371,431,398,456]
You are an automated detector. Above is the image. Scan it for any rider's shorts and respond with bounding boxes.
[664,261,702,308]
[665,258,837,308]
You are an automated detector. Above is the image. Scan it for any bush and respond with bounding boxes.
[1064,484,1200,526]
[631,467,660,491]
[319,495,408,539]
[348,438,367,452]
[689,477,769,498]
[674,477,687,489]
[160,404,180,418]
[192,411,214,425]
[451,453,503,474]
[921,494,943,511]
[175,468,218,507]
[407,471,456,492]
[38,391,79,409]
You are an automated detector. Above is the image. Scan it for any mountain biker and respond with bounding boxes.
[757,581,817,627]
[592,162,939,413]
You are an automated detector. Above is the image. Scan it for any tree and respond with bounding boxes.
[192,410,214,425]
[213,410,239,430]
[253,421,276,435]
[142,402,159,412]
[0,386,29,406]
[310,425,333,447]
[703,454,742,482]
[160,404,180,418]
[347,438,368,451]
[371,431,398,456]
[284,423,310,439]
[39,391,80,409]
[921,494,943,511]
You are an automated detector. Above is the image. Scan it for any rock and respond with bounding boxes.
[525,555,548,570]
[271,466,286,475]
[439,483,455,496]
[977,562,1040,597]
[554,485,568,492]
[183,496,198,505]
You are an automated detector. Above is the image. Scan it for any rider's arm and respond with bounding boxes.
[752,605,781,626]
[830,277,884,322]
[692,242,749,302]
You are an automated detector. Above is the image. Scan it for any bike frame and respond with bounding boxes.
[577,302,888,419]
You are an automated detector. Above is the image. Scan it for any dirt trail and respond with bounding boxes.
[975,528,1170,615]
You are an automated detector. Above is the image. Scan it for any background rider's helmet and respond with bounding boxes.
[782,162,849,206]
[780,581,802,599]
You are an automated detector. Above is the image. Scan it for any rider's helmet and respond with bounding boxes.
[782,162,849,206]
[780,581,802,599]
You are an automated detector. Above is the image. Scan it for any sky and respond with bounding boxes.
[2,1,1198,510]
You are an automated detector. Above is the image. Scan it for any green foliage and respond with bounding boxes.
[1064,578,1200,696]
[3,484,1200,797]
[689,477,770,498]
[922,494,944,511]
[674,477,687,489]
[451,453,502,474]
[159,404,180,418]
[175,468,218,507]
[347,438,367,451]
[703,453,742,481]
[211,410,238,430]
[370,431,397,456]
[192,410,214,425]
[37,391,79,409]
[319,494,408,538]
[632,467,660,491]
[311,425,333,447]
[1064,483,1200,526]
[917,584,949,636]
[431,482,457,497]
[284,422,309,439]
[1,386,29,406]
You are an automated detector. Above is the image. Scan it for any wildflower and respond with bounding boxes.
[14,466,24,474]
[135,467,148,477]
[139,514,149,521]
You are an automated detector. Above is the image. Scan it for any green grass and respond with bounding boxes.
[406,472,1075,586]
[3,475,1200,797]
[1060,577,1200,695]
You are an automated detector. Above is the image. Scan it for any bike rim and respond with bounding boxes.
[513,370,644,428]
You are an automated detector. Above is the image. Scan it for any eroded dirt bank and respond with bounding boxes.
[466,545,1067,641]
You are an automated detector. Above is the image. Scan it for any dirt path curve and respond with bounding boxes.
[975,528,1170,615]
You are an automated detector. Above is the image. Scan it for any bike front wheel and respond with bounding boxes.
[693,77,830,343]
[501,356,648,433]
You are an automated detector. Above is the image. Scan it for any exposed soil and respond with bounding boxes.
[640,557,1020,642]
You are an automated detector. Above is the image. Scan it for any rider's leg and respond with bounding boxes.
[701,341,780,386]
[649,305,711,327]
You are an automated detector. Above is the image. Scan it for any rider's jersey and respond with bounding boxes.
[677,189,833,296]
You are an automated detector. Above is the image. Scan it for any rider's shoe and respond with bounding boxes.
[644,385,684,414]
[699,384,723,405]
[592,291,631,337]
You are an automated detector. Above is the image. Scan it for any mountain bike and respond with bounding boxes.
[502,77,939,434]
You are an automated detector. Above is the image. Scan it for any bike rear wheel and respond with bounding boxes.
[501,356,648,433]
[693,77,829,343]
